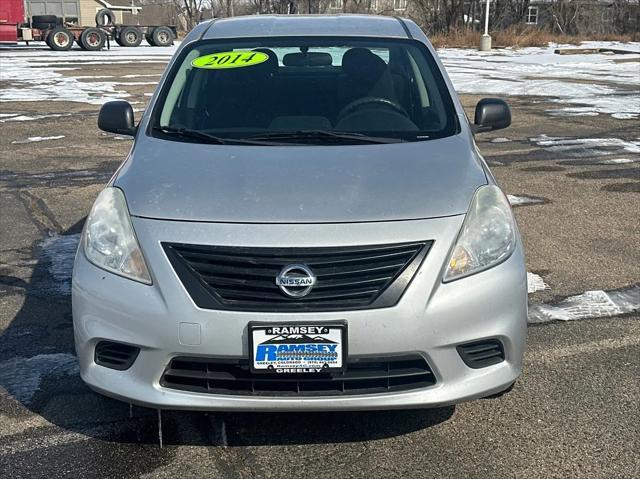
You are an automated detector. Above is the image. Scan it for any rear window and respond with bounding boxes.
[151,37,458,144]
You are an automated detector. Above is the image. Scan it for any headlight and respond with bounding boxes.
[444,185,516,282]
[84,187,152,284]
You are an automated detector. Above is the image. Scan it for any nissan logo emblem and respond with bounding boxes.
[275,264,317,298]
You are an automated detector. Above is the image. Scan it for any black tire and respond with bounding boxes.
[32,14,58,23]
[117,26,142,47]
[32,14,60,31]
[151,26,173,47]
[47,27,74,51]
[95,8,116,27]
[79,27,106,51]
[145,28,156,46]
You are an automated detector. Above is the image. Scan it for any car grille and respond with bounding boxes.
[94,341,140,370]
[457,339,505,369]
[163,241,431,312]
[161,355,436,396]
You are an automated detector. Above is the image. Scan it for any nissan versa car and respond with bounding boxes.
[72,14,527,411]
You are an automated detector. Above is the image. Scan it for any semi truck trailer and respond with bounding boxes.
[0,0,176,50]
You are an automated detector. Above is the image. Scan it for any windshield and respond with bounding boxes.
[152,37,458,144]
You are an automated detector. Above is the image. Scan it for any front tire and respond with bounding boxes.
[48,27,74,51]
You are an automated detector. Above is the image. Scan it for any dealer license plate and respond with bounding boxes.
[249,322,346,374]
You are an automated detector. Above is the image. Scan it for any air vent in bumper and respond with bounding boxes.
[457,339,505,369]
[163,241,431,312]
[161,355,436,396]
[94,341,140,370]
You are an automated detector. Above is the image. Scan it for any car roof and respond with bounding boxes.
[200,14,413,40]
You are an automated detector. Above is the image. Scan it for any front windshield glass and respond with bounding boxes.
[152,37,458,144]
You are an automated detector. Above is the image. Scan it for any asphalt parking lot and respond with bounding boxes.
[0,44,638,478]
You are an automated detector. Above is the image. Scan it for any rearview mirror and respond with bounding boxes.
[473,98,511,133]
[98,100,136,136]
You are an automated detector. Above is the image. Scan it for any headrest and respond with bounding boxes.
[341,48,387,79]
[282,52,333,67]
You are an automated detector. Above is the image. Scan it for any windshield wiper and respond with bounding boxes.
[154,126,280,146]
[248,130,405,144]
[154,126,228,144]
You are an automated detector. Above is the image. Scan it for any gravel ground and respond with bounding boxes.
[0,44,638,479]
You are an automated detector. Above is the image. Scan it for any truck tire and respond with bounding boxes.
[47,27,74,51]
[145,28,156,46]
[79,27,106,51]
[32,15,60,30]
[118,26,142,47]
[151,26,173,47]
[113,29,125,46]
[95,8,116,27]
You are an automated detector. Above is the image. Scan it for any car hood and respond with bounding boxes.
[115,134,487,223]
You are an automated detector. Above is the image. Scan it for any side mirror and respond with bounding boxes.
[473,98,511,133]
[98,100,136,136]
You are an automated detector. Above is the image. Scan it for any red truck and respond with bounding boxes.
[0,0,176,51]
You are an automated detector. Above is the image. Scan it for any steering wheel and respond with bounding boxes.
[336,97,409,124]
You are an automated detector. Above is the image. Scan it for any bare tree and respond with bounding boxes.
[245,0,299,14]
[549,0,580,34]
[172,0,208,29]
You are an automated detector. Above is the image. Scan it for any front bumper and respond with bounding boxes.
[72,215,527,411]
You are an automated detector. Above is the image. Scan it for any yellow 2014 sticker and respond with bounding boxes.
[191,51,269,70]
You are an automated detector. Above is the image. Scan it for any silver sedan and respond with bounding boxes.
[72,14,527,411]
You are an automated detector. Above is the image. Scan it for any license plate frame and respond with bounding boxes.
[248,321,347,374]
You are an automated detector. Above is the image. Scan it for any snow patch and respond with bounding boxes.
[0,112,74,123]
[600,158,638,164]
[612,113,638,120]
[527,272,549,294]
[0,114,36,122]
[0,353,78,403]
[0,43,177,105]
[530,135,640,157]
[547,108,600,117]
[491,137,511,143]
[122,73,162,78]
[12,135,65,144]
[528,284,640,323]
[40,234,80,296]
[112,81,157,86]
[508,194,545,206]
[439,43,640,119]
